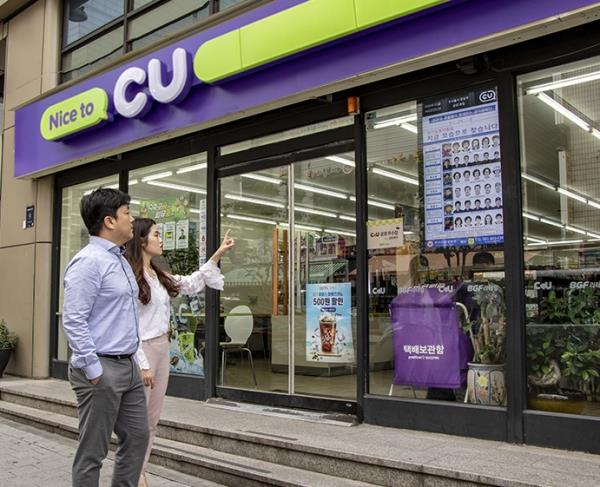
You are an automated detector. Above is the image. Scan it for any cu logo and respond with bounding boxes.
[479,90,496,102]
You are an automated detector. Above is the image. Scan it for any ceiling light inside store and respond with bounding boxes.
[130,199,141,205]
[546,239,584,246]
[535,93,591,132]
[141,171,173,182]
[521,173,555,191]
[294,224,322,232]
[280,222,322,232]
[241,173,282,184]
[224,194,285,208]
[326,156,355,167]
[373,114,417,129]
[526,236,547,244]
[294,183,347,199]
[588,199,600,210]
[226,214,278,225]
[539,217,564,229]
[176,163,207,174]
[372,167,419,186]
[522,212,540,221]
[565,225,588,235]
[339,215,356,222]
[557,187,587,203]
[400,123,418,134]
[324,228,356,237]
[526,70,600,95]
[129,179,139,186]
[587,232,600,239]
[351,196,395,211]
[295,206,337,218]
[146,181,206,194]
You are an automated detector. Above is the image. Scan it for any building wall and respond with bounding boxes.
[0,0,60,377]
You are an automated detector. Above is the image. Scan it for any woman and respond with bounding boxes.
[125,218,234,487]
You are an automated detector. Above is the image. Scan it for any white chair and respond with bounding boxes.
[220,305,257,387]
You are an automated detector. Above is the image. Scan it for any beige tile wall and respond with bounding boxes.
[0,0,60,377]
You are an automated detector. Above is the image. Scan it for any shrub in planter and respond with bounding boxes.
[0,319,18,377]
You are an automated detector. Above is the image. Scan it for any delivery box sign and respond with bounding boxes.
[40,88,110,141]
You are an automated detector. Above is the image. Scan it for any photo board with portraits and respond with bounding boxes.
[420,87,504,251]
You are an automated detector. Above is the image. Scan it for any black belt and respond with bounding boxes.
[97,353,133,360]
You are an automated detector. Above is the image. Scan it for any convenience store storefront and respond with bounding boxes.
[14,0,600,453]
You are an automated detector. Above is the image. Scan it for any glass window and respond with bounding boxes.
[367,94,507,407]
[133,0,155,9]
[63,0,124,47]
[218,0,246,10]
[62,26,124,82]
[519,58,600,416]
[57,175,120,361]
[129,153,208,377]
[220,116,354,155]
[128,0,210,50]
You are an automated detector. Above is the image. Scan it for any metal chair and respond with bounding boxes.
[220,305,258,387]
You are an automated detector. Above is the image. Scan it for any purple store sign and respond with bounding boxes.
[14,0,599,178]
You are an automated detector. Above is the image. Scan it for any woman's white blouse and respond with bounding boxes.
[135,260,224,369]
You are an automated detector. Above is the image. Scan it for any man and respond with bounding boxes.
[63,188,148,487]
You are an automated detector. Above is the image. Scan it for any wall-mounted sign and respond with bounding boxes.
[367,218,404,250]
[15,0,593,177]
[421,87,504,251]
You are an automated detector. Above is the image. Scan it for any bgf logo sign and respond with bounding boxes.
[479,90,496,103]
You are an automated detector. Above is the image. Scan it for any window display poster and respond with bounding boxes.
[163,222,175,250]
[367,218,404,250]
[176,219,189,250]
[422,87,504,250]
[139,195,190,221]
[199,199,207,264]
[306,283,354,363]
[168,318,204,376]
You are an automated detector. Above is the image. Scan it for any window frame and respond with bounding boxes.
[60,0,253,82]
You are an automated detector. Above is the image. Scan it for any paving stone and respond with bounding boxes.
[0,416,224,487]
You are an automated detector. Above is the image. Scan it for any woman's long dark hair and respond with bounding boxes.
[124,218,180,305]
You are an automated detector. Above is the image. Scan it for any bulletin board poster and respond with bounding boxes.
[421,87,504,251]
[139,196,190,251]
[306,283,354,363]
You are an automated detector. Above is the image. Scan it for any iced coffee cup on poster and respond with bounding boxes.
[319,311,337,353]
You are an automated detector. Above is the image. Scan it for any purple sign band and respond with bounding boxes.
[14,0,598,177]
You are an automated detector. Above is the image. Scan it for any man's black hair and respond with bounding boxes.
[80,188,131,236]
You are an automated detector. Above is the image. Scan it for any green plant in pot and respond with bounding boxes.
[527,288,600,413]
[0,319,18,378]
[461,284,507,406]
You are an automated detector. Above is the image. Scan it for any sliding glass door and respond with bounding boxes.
[218,151,357,402]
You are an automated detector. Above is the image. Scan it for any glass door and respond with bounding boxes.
[218,151,357,402]
[219,165,290,392]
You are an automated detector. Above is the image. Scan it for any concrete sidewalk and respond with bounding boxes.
[1,377,600,486]
[0,415,223,487]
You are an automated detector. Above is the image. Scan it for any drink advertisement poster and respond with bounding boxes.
[306,283,354,363]
[421,87,504,251]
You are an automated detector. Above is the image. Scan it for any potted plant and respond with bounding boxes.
[461,284,507,406]
[0,319,18,378]
[527,288,600,413]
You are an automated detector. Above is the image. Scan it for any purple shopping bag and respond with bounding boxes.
[389,286,471,389]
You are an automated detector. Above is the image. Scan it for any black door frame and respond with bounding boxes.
[211,126,358,415]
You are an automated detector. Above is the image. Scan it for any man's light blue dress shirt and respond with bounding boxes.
[63,236,139,379]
